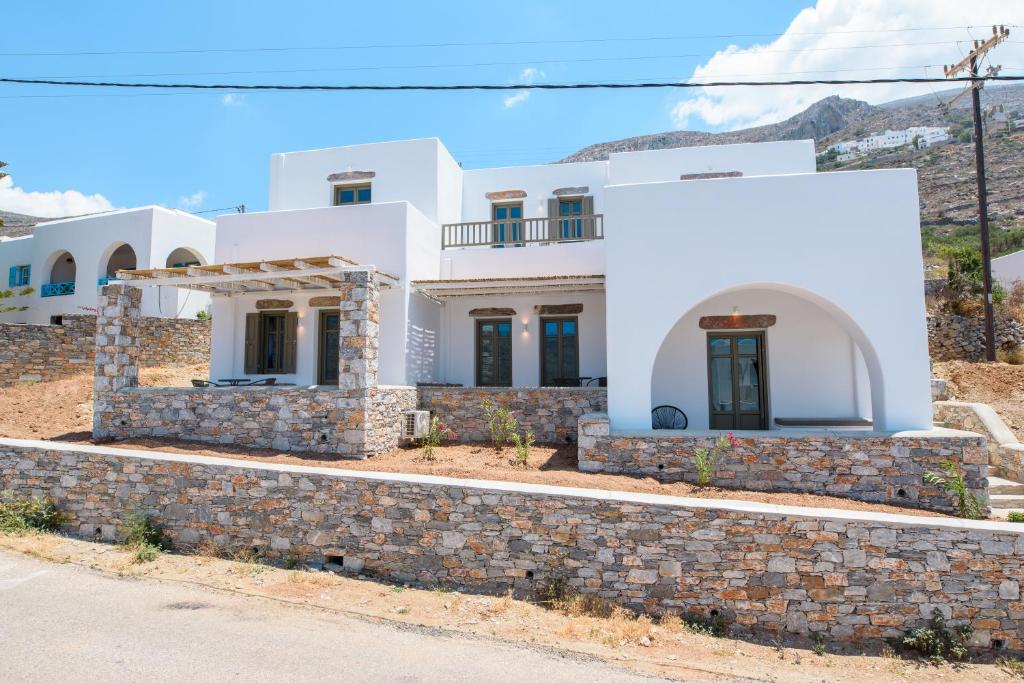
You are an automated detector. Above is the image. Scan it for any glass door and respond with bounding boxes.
[318,311,340,384]
[492,202,523,246]
[707,332,767,430]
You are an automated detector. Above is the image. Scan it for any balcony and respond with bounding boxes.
[41,281,76,297]
[97,276,119,287]
[441,215,603,250]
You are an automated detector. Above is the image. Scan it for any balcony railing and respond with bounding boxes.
[97,276,119,287]
[41,281,76,297]
[441,214,603,249]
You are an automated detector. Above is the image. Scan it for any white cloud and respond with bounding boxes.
[669,0,1024,130]
[221,93,245,106]
[177,191,205,210]
[503,67,546,108]
[0,175,115,218]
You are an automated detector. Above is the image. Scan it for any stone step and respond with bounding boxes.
[989,477,1024,495]
[988,494,1024,509]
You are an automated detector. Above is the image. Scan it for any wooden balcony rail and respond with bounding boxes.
[441,214,603,249]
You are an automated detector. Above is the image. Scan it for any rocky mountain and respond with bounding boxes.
[0,210,44,239]
[561,95,879,162]
[562,85,1024,241]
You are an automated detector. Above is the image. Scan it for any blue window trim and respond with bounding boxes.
[8,264,30,287]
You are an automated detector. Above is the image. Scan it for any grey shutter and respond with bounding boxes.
[244,314,260,374]
[283,312,298,374]
[582,196,595,238]
[547,198,560,241]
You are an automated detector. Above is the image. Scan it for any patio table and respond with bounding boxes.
[217,378,252,386]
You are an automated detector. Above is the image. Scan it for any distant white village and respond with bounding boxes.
[819,126,951,162]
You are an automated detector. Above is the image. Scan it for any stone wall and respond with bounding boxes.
[935,401,1024,483]
[418,387,606,443]
[577,414,988,515]
[2,439,1021,652]
[0,314,209,387]
[927,314,1024,361]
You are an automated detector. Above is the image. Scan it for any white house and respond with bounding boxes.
[993,249,1024,288]
[116,137,932,433]
[0,206,215,323]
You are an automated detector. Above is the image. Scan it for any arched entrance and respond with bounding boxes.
[165,247,204,268]
[42,250,77,297]
[650,284,881,431]
[101,243,137,281]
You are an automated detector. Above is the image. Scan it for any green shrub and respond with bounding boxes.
[419,416,455,460]
[122,513,170,563]
[900,609,971,664]
[922,461,985,519]
[482,399,517,450]
[0,494,68,534]
[1007,511,1024,523]
[692,433,739,486]
[509,430,534,467]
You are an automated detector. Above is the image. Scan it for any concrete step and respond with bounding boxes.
[988,495,1024,510]
[989,476,1024,495]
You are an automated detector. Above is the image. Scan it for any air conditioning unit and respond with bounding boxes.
[402,410,431,442]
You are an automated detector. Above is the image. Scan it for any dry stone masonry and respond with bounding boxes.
[934,401,1024,483]
[2,440,1021,652]
[418,387,606,443]
[93,278,409,458]
[928,314,1024,361]
[577,413,988,515]
[0,314,209,387]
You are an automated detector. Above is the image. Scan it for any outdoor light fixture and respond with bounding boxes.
[522,318,529,332]
[731,306,740,316]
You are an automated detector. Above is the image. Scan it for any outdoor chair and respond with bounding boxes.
[190,379,221,388]
[652,405,688,430]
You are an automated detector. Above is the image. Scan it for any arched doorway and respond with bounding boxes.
[101,243,137,282]
[165,247,203,268]
[650,285,881,431]
[42,250,77,297]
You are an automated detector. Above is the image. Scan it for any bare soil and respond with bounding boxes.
[3,533,1020,683]
[0,364,205,442]
[933,360,1024,441]
[0,368,943,515]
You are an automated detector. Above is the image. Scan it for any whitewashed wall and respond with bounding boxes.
[438,291,606,388]
[0,236,35,323]
[651,289,871,430]
[460,160,608,223]
[604,168,930,432]
[607,140,816,185]
[993,250,1024,288]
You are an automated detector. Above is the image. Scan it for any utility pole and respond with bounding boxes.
[944,25,1010,361]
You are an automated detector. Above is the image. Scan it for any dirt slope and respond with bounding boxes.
[933,360,1024,440]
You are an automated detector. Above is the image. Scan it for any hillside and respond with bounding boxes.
[563,85,1024,249]
[0,210,43,239]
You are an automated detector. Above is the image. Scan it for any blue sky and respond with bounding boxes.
[1,1,1018,216]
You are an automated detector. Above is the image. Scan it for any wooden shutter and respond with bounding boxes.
[244,313,260,374]
[283,312,298,374]
[582,196,595,238]
[547,198,560,240]
[8,266,16,288]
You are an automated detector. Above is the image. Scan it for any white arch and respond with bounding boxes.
[165,246,207,268]
[45,249,77,284]
[648,282,883,430]
[98,242,138,279]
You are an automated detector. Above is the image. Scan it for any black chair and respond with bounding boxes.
[652,405,688,430]
[585,377,607,387]
[191,379,220,388]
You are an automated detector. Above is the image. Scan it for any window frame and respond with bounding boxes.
[539,316,580,387]
[475,318,513,387]
[11,264,31,287]
[259,311,288,374]
[491,201,524,245]
[332,183,372,206]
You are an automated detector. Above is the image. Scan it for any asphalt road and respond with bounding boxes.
[0,550,665,682]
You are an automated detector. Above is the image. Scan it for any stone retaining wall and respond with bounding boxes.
[418,387,606,443]
[577,413,988,514]
[934,401,1024,483]
[93,385,416,457]
[0,314,209,387]
[2,439,1021,652]
[927,314,1024,361]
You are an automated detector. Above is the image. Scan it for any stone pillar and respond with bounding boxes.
[338,269,380,391]
[92,284,142,438]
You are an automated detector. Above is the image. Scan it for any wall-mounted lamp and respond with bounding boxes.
[522,318,529,333]
[731,306,740,316]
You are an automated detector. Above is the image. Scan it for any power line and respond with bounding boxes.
[2,75,1023,92]
[2,26,1015,58]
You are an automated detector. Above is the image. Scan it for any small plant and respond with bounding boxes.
[680,610,728,637]
[692,433,739,486]
[812,633,827,656]
[998,656,1024,678]
[0,494,68,534]
[195,309,212,321]
[284,550,301,569]
[509,429,534,467]
[122,513,169,563]
[998,347,1024,365]
[420,416,455,460]
[922,460,985,519]
[900,609,972,664]
[1008,511,1024,523]
[482,398,517,450]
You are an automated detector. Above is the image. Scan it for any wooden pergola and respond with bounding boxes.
[412,274,605,300]
[115,255,399,294]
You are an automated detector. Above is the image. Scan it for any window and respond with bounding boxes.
[491,202,523,245]
[476,319,512,387]
[541,318,579,386]
[333,183,372,206]
[8,265,30,287]
[244,311,297,375]
[548,196,594,240]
